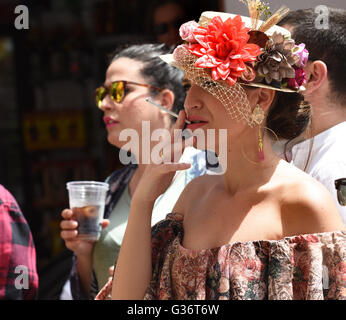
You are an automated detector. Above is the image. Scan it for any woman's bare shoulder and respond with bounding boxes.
[277,166,345,234]
[172,174,217,217]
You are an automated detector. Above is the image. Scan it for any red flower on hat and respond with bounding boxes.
[187,15,261,86]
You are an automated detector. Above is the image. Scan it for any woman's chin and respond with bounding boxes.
[107,135,121,149]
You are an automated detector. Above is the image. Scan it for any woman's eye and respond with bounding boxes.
[203,80,217,87]
[196,77,217,88]
[123,87,131,95]
[183,83,191,92]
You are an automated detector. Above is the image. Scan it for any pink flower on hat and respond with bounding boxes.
[293,43,309,68]
[186,15,261,86]
[179,20,199,43]
[173,44,189,61]
[287,67,306,90]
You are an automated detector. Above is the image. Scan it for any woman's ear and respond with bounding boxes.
[156,89,175,110]
[304,60,328,95]
[256,88,276,112]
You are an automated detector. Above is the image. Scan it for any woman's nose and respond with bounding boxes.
[99,94,114,112]
[184,88,203,114]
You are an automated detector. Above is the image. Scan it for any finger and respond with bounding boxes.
[172,126,194,150]
[101,219,110,229]
[171,110,186,133]
[108,265,114,276]
[61,208,73,220]
[156,111,190,164]
[173,125,184,142]
[60,229,78,240]
[182,128,193,140]
[157,111,186,160]
[161,133,191,164]
[184,135,196,148]
[159,162,191,173]
[169,136,195,163]
[60,219,78,230]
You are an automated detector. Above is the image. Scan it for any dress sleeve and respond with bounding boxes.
[266,231,346,300]
[144,213,183,299]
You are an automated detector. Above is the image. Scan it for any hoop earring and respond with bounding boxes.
[263,125,279,142]
[241,126,279,165]
[252,104,265,161]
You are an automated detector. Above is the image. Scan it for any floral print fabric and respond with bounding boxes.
[95,213,346,300]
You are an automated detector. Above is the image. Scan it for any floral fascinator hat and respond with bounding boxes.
[160,1,309,127]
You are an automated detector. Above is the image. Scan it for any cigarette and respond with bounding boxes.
[145,98,191,124]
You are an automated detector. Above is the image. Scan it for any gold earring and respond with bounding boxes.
[252,104,265,161]
[252,104,264,125]
[159,149,164,159]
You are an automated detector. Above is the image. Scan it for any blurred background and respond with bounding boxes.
[0,0,345,292]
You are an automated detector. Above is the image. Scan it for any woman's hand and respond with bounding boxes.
[108,265,115,282]
[133,110,192,205]
[60,208,110,257]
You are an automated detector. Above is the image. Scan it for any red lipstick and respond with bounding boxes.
[103,116,118,129]
[186,116,208,131]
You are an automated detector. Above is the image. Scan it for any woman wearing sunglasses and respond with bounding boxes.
[96,9,345,300]
[60,43,207,299]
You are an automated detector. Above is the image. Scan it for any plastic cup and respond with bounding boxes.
[66,181,109,241]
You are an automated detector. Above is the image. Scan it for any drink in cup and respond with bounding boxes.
[66,181,109,241]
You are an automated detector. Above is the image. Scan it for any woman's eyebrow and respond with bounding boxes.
[182,78,191,85]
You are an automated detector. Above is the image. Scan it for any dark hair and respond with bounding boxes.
[110,43,186,121]
[266,91,311,141]
[278,7,346,103]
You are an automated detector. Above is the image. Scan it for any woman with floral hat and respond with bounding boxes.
[96,6,346,300]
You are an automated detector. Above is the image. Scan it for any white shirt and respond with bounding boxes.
[291,121,346,225]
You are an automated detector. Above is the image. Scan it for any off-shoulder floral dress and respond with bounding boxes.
[95,213,346,300]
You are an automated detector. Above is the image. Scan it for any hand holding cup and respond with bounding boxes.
[61,181,109,255]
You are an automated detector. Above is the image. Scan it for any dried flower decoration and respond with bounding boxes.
[239,0,272,30]
[259,6,289,33]
[238,1,306,90]
[255,32,299,85]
